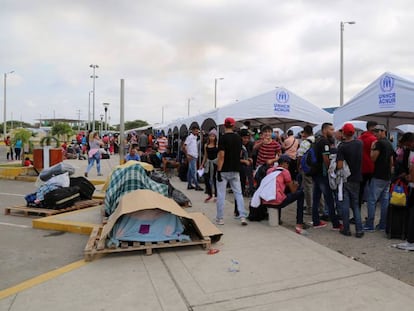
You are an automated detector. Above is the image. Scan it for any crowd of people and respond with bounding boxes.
[5,119,412,250]
[121,118,414,251]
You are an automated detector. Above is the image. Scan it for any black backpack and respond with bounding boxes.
[300,139,319,176]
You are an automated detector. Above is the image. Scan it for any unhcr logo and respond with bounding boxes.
[380,75,394,92]
[276,90,289,103]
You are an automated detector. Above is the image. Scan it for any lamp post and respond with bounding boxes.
[187,97,194,116]
[100,113,104,137]
[88,90,93,131]
[3,70,14,136]
[162,106,165,124]
[90,64,99,132]
[214,77,224,108]
[103,102,110,133]
[340,21,355,106]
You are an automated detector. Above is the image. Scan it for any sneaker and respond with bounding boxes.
[362,225,375,232]
[355,232,364,238]
[187,185,195,190]
[375,224,385,232]
[313,221,327,229]
[97,173,103,176]
[295,227,308,235]
[339,229,352,236]
[195,186,204,191]
[396,242,414,251]
[332,224,344,231]
[215,218,224,225]
[240,217,248,226]
[204,196,212,203]
[84,172,88,177]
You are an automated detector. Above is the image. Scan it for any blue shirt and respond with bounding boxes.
[15,139,22,148]
[125,154,141,161]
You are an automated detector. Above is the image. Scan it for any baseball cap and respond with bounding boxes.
[374,124,387,131]
[342,123,355,136]
[224,117,236,127]
[278,154,291,164]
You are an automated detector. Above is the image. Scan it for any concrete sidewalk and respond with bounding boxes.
[1,153,414,310]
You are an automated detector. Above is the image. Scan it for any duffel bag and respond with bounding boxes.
[43,186,81,210]
[70,176,95,200]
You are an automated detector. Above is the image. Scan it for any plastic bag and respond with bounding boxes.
[47,172,70,188]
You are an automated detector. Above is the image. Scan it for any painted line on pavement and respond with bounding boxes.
[0,260,88,300]
[0,222,30,228]
[0,192,25,197]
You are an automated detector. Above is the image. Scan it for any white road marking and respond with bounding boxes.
[0,192,25,197]
[0,222,30,228]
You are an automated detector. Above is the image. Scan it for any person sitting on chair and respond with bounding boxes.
[253,154,306,235]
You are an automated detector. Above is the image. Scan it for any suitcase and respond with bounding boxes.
[69,177,95,200]
[386,204,409,239]
[43,186,81,210]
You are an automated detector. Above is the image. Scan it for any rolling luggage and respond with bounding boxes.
[43,186,81,210]
[69,177,95,200]
[386,204,409,239]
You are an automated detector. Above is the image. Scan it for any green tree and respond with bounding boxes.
[123,120,149,131]
[51,123,73,141]
[1,121,34,135]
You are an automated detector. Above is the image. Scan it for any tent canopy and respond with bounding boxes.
[216,87,333,131]
[334,72,414,129]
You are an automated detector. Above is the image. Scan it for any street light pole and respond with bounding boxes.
[103,102,110,133]
[340,21,355,106]
[90,64,99,132]
[100,114,104,137]
[214,77,224,108]
[3,71,14,136]
[88,90,93,131]
[162,106,165,124]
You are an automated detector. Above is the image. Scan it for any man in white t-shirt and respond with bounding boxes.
[184,125,203,191]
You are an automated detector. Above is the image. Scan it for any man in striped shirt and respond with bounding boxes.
[254,125,282,168]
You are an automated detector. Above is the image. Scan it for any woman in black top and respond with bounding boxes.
[201,129,218,202]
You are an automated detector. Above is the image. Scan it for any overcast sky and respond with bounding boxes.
[1,0,413,126]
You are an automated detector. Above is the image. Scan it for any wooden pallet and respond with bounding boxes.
[84,225,211,261]
[4,199,104,217]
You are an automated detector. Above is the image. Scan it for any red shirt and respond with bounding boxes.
[262,167,291,205]
[358,131,377,175]
[257,140,281,166]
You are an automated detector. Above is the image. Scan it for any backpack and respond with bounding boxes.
[300,139,319,176]
[389,178,408,206]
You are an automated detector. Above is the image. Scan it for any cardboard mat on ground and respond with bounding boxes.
[85,189,222,260]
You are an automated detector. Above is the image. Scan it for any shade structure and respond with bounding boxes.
[216,87,333,131]
[334,72,414,129]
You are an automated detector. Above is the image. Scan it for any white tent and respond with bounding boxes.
[334,72,414,129]
[216,87,333,130]
[396,124,414,133]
